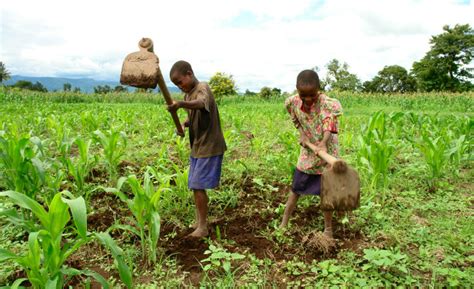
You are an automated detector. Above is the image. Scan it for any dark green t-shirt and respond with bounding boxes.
[184,82,227,158]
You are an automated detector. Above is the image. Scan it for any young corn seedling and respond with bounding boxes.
[66,137,98,195]
[417,131,452,190]
[0,131,47,200]
[0,191,109,289]
[105,167,169,265]
[357,112,396,193]
[168,163,193,219]
[93,129,127,184]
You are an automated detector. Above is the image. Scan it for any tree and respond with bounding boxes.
[258,86,282,99]
[73,87,81,93]
[11,80,47,92]
[363,65,417,93]
[259,87,273,99]
[411,24,474,92]
[0,62,11,84]
[63,83,72,91]
[271,87,282,97]
[323,59,362,92]
[114,85,127,92]
[93,85,112,94]
[208,72,236,102]
[244,89,257,96]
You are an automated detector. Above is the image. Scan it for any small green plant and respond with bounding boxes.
[417,132,451,189]
[0,131,46,200]
[105,167,168,265]
[65,137,97,194]
[361,248,413,284]
[93,128,127,183]
[201,243,245,274]
[357,111,396,193]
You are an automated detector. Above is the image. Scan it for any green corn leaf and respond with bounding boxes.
[0,191,49,227]
[27,231,42,271]
[61,194,87,239]
[47,194,70,239]
[95,232,133,289]
[45,276,59,289]
[149,211,161,258]
[0,208,37,232]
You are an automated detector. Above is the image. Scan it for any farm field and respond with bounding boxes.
[0,88,473,288]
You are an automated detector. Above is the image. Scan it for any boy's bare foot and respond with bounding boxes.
[189,223,197,229]
[187,227,208,238]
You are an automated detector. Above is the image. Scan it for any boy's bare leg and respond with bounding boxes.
[188,189,209,238]
[280,192,300,228]
[323,210,333,238]
[189,210,199,229]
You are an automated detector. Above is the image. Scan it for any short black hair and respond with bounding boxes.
[170,60,194,77]
[296,70,320,90]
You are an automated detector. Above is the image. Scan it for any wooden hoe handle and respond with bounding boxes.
[304,141,339,165]
[156,66,184,137]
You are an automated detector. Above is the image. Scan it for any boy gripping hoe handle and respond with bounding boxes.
[304,141,339,166]
[120,37,184,137]
[156,66,184,137]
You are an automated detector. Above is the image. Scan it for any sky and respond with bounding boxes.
[1,0,473,92]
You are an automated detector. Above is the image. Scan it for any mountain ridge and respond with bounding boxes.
[4,75,180,93]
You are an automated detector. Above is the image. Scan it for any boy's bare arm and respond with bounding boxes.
[167,99,205,112]
[315,131,331,152]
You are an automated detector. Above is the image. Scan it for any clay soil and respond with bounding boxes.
[30,182,366,288]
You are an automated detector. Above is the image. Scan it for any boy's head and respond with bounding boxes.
[296,70,320,107]
[170,60,197,93]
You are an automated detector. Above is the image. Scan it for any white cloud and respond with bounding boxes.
[1,0,473,92]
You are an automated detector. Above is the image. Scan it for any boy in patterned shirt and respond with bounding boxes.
[280,69,342,238]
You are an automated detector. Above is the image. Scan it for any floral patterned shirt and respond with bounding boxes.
[285,93,343,175]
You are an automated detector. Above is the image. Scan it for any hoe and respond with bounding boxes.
[304,141,360,211]
[120,38,184,136]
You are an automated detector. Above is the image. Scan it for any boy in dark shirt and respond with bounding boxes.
[167,60,227,238]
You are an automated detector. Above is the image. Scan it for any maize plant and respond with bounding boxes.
[278,131,299,174]
[0,131,46,200]
[105,167,169,265]
[357,111,396,191]
[93,129,127,184]
[66,137,97,194]
[168,163,192,218]
[417,132,453,189]
[0,191,109,289]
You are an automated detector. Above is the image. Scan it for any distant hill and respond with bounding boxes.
[4,75,180,93]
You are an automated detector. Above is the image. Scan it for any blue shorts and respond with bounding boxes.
[291,169,322,195]
[188,155,223,190]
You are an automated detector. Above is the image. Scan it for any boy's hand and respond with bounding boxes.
[167,101,181,112]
